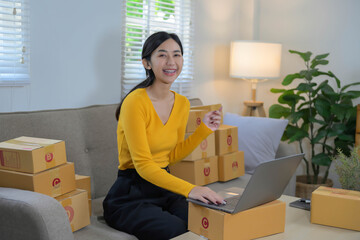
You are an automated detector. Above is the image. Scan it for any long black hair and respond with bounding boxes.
[115,31,184,121]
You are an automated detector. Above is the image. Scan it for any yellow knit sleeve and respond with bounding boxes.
[120,94,196,197]
[169,122,213,164]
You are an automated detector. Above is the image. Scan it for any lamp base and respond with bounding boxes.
[242,101,266,117]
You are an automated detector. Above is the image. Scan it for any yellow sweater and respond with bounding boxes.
[117,88,213,197]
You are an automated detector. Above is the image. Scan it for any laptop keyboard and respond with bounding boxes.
[206,195,240,212]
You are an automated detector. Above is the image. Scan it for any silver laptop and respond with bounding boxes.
[187,153,304,214]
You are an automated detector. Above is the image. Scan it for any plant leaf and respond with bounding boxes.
[310,59,329,69]
[341,91,360,100]
[286,125,309,143]
[328,71,341,88]
[314,98,331,120]
[282,73,304,86]
[337,134,354,142]
[331,104,350,121]
[269,104,291,119]
[289,50,312,62]
[341,82,360,92]
[312,153,332,166]
[296,82,316,92]
[312,129,327,144]
[270,88,287,93]
[314,53,330,60]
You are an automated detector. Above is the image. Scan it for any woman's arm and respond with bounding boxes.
[168,109,222,164]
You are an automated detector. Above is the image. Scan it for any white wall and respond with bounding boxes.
[0,0,123,112]
[193,0,360,114]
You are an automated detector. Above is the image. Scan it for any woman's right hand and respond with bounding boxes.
[188,186,225,205]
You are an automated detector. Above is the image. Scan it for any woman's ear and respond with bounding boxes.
[142,59,151,70]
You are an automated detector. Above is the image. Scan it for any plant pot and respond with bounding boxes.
[295,175,333,199]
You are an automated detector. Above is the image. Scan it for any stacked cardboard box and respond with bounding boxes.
[0,136,90,232]
[170,109,219,185]
[171,105,245,184]
[215,125,245,182]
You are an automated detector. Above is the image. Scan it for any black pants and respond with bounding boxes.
[103,168,188,240]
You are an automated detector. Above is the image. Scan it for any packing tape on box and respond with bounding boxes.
[6,139,52,148]
[61,198,75,232]
[50,167,62,196]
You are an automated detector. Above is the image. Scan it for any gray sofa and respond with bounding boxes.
[0,101,293,240]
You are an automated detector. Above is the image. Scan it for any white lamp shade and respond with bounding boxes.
[230,41,282,79]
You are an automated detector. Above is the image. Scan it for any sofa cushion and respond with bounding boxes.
[223,112,288,174]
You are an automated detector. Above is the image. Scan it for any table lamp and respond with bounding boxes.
[230,41,282,117]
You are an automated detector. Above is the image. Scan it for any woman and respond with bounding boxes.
[103,31,224,240]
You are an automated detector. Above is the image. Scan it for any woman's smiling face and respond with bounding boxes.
[143,38,183,85]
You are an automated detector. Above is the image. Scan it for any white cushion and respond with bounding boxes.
[223,112,288,174]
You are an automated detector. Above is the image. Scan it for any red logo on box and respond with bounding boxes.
[202,217,209,229]
[64,206,75,222]
[232,161,238,169]
[204,167,210,176]
[200,139,208,151]
[196,117,201,126]
[227,135,232,146]
[52,178,61,188]
[45,153,54,162]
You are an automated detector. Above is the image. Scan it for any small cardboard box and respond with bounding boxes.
[0,136,67,173]
[75,174,91,199]
[170,156,218,186]
[0,162,76,197]
[218,151,245,182]
[311,186,360,231]
[186,109,207,133]
[190,104,223,124]
[56,189,90,232]
[183,133,215,160]
[188,200,286,240]
[215,125,238,156]
[75,174,92,216]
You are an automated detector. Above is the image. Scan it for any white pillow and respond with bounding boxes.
[223,112,288,174]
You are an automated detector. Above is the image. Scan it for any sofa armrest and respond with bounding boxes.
[0,187,74,240]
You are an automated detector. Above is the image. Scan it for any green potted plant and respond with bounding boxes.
[269,50,360,198]
[332,147,360,191]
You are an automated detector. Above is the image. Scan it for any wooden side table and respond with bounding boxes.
[242,101,266,117]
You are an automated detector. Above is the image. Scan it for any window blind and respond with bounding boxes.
[0,0,29,86]
[121,0,194,98]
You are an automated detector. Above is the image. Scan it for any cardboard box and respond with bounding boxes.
[218,151,245,182]
[0,136,67,173]
[186,109,207,133]
[184,133,215,160]
[75,174,91,199]
[0,162,76,197]
[75,174,92,216]
[170,156,218,186]
[88,199,92,217]
[190,104,223,124]
[311,186,360,231]
[188,200,286,240]
[215,125,238,156]
[56,189,90,232]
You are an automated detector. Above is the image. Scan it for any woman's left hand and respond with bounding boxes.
[202,108,222,131]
